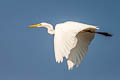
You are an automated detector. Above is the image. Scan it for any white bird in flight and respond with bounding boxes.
[28,21,112,70]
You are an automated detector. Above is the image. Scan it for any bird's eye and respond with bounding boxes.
[39,24,42,26]
[37,24,42,26]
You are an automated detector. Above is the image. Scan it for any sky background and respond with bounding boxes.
[0,0,120,80]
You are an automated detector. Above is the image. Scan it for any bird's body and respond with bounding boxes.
[28,21,112,70]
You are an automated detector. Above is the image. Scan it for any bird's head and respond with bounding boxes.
[28,22,50,28]
[28,22,54,34]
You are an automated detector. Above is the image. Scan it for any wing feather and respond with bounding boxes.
[54,21,98,69]
[68,32,95,69]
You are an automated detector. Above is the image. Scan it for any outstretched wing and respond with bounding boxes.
[67,31,95,70]
[54,21,98,70]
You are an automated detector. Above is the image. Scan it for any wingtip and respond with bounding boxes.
[56,58,63,63]
[67,60,74,70]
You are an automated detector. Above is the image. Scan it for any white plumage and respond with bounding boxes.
[54,21,98,70]
[28,21,99,70]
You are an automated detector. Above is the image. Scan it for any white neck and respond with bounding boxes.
[42,23,55,35]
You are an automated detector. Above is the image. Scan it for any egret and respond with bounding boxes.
[28,21,112,70]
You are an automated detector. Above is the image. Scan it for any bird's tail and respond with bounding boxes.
[95,32,112,37]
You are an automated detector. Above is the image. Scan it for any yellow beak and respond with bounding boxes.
[28,24,39,28]
[28,24,42,28]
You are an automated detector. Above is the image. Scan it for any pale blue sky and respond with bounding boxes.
[0,0,120,80]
